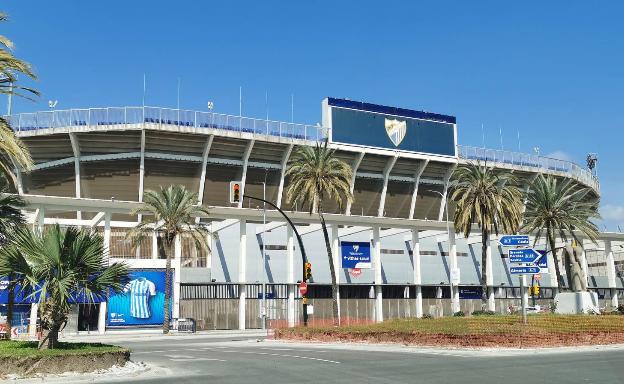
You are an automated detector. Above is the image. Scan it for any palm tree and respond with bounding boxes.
[285,140,353,325]
[522,175,600,291]
[451,162,524,309]
[0,224,129,349]
[127,185,210,334]
[0,11,38,186]
[0,185,26,340]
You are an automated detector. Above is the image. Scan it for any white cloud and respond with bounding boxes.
[600,204,624,222]
[544,150,573,162]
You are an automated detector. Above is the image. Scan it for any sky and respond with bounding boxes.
[3,1,624,230]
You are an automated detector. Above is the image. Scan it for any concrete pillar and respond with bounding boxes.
[372,226,383,322]
[35,207,45,233]
[345,153,364,215]
[286,226,296,327]
[98,302,107,334]
[152,231,158,259]
[579,239,589,288]
[173,258,181,319]
[449,233,460,313]
[238,220,247,329]
[29,304,38,339]
[606,240,618,308]
[103,212,111,255]
[412,229,423,318]
[175,234,182,260]
[486,239,495,311]
[331,224,341,323]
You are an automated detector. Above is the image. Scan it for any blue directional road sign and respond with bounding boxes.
[510,266,540,275]
[499,235,529,246]
[509,248,541,263]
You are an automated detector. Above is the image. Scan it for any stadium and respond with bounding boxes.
[2,96,621,334]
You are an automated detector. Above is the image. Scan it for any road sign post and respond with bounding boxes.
[520,274,527,324]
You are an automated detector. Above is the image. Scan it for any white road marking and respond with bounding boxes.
[164,354,195,359]
[169,357,227,362]
[260,347,293,351]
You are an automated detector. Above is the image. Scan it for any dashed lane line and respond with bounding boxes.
[169,357,227,362]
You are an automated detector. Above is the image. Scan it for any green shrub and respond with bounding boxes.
[471,310,496,316]
[453,311,465,317]
[617,305,624,314]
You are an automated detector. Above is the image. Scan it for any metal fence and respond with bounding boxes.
[457,145,599,191]
[7,106,329,142]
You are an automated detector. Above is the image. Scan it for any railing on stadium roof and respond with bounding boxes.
[5,106,599,191]
[457,145,599,192]
[7,106,328,142]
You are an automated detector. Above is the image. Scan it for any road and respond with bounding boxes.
[42,334,624,383]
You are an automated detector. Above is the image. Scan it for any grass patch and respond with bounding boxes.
[0,340,128,357]
[276,314,624,347]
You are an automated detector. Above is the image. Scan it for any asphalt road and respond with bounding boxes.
[57,334,623,384]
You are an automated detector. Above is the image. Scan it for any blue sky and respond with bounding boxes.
[4,1,624,229]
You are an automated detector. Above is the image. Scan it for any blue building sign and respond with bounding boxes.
[341,241,372,269]
[326,98,456,157]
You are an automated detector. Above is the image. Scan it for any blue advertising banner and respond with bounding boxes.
[341,241,372,269]
[107,270,171,327]
[0,278,103,304]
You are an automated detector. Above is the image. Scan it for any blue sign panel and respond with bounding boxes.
[107,270,172,327]
[509,248,540,264]
[499,235,530,246]
[510,266,540,275]
[341,241,372,269]
[327,98,456,156]
[535,250,548,269]
[459,287,482,299]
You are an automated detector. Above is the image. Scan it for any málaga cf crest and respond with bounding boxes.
[384,118,407,147]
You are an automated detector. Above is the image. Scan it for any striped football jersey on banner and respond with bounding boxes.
[124,277,157,319]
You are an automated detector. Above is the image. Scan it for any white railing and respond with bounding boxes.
[457,145,599,191]
[6,106,329,142]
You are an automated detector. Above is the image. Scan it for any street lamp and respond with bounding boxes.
[427,189,460,314]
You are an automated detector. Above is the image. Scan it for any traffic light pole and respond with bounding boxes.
[243,194,309,326]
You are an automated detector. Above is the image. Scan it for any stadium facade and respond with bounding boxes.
[1,97,621,335]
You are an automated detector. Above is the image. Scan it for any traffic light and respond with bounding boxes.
[230,181,241,203]
[304,262,312,281]
[531,285,540,295]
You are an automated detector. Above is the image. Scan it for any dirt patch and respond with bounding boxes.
[0,350,130,378]
[275,329,624,348]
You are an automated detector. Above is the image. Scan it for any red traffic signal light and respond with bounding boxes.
[230,181,241,203]
[304,262,312,280]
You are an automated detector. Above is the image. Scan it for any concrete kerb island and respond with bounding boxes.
[0,342,130,379]
[273,314,624,349]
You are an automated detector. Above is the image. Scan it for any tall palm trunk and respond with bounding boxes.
[547,224,564,291]
[37,301,64,350]
[160,236,174,334]
[318,210,339,326]
[481,226,489,309]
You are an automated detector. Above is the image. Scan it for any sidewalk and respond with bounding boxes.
[61,328,270,343]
